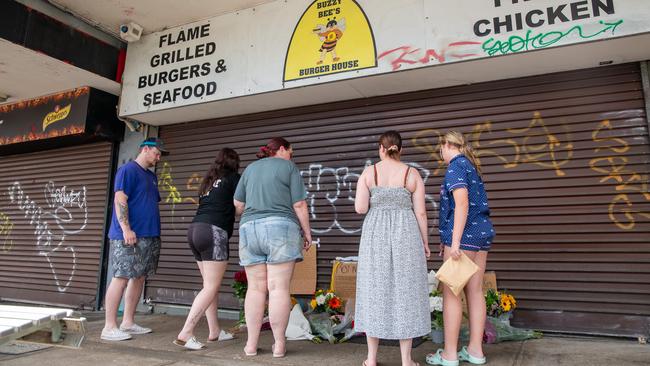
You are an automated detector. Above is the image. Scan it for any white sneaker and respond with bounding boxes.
[119,323,152,335]
[173,336,205,350]
[101,327,132,341]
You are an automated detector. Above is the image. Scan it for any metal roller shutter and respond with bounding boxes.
[0,142,114,308]
[153,63,649,336]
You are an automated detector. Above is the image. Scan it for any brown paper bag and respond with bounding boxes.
[435,252,479,296]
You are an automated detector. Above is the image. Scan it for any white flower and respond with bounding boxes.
[316,294,326,305]
[428,270,439,293]
[429,296,443,313]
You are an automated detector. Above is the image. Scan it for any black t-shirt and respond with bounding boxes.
[192,172,241,237]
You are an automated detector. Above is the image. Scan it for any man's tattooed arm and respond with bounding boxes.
[115,191,131,230]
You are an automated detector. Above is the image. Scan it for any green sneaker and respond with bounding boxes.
[458,346,486,365]
[426,349,459,366]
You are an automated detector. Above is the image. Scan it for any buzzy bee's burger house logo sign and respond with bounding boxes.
[284,0,377,82]
[43,104,71,131]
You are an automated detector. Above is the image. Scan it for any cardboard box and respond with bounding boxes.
[289,246,317,295]
[329,260,357,300]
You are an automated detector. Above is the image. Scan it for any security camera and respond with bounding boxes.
[119,22,143,42]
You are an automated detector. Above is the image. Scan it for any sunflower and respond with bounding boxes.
[500,296,510,311]
[508,295,517,307]
[310,298,317,309]
[502,302,511,312]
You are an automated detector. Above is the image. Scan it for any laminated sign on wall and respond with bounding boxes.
[284,0,377,82]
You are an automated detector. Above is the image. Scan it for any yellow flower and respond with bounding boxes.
[310,299,317,309]
[508,295,516,307]
[503,302,511,312]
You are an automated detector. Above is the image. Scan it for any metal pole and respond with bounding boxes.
[640,61,650,136]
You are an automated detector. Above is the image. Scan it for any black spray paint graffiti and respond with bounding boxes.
[7,181,88,292]
[300,161,438,243]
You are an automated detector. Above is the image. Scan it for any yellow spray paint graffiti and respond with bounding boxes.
[157,162,201,230]
[412,111,573,177]
[503,112,573,177]
[411,111,650,231]
[158,162,182,205]
[411,128,446,177]
[185,173,202,206]
[0,212,14,252]
[590,119,650,230]
[471,121,520,169]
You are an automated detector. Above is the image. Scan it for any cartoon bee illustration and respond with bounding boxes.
[312,17,346,65]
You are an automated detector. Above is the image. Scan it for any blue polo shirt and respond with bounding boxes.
[439,155,494,245]
[108,161,162,240]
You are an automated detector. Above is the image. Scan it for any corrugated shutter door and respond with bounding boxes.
[153,63,649,336]
[0,142,113,308]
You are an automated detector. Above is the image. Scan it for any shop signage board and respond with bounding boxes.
[0,88,89,146]
[120,0,650,116]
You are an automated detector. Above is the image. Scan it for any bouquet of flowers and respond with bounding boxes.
[231,270,248,325]
[307,289,347,343]
[483,316,542,343]
[310,289,344,315]
[428,270,443,330]
[485,289,516,319]
[430,290,444,330]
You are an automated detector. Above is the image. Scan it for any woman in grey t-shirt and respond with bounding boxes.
[234,137,312,358]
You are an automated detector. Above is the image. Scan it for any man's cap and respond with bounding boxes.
[140,137,169,155]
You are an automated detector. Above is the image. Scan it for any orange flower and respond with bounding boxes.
[328,297,342,310]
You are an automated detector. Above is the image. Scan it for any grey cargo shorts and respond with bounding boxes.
[109,237,161,278]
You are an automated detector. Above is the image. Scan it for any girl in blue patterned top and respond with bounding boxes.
[427,131,494,366]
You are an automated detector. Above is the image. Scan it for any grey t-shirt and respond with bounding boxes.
[234,157,307,226]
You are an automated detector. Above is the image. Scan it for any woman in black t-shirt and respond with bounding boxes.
[174,148,241,350]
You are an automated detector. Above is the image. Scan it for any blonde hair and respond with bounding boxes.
[441,131,482,175]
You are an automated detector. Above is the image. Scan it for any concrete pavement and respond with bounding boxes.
[1,314,648,365]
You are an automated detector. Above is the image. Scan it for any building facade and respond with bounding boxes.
[1,0,649,337]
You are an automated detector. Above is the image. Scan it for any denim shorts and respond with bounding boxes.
[238,216,303,266]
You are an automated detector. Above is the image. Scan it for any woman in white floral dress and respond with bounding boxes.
[354,130,431,366]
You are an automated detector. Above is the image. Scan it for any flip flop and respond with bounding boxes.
[207,330,235,342]
[173,336,205,350]
[271,343,286,358]
[426,349,459,366]
[243,347,257,356]
[458,346,486,365]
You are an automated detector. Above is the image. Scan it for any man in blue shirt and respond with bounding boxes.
[101,137,168,341]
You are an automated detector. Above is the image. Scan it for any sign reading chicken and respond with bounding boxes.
[284,0,376,82]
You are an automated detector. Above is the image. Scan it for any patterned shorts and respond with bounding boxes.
[443,239,493,252]
[187,222,229,261]
[110,237,161,279]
